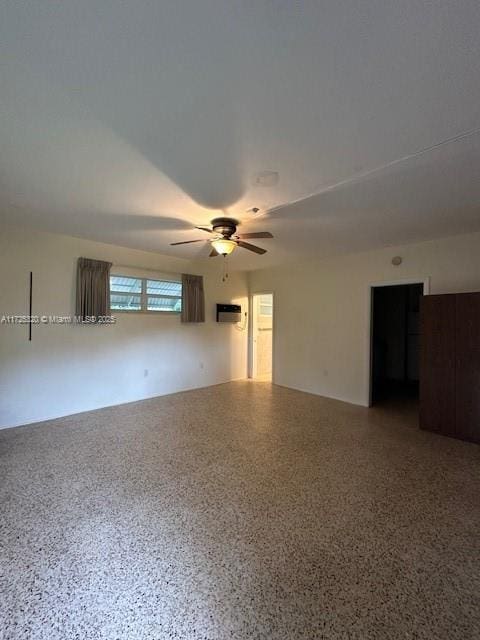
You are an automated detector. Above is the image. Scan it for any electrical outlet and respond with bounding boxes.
[199,362,204,370]
[144,369,149,377]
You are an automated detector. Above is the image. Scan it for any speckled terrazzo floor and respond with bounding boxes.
[1,381,479,640]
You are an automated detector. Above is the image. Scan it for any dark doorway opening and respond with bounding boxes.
[371,283,424,408]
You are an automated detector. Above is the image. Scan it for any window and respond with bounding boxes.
[110,275,182,313]
[259,294,273,317]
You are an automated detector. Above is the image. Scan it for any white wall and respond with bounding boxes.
[0,228,248,428]
[249,231,480,406]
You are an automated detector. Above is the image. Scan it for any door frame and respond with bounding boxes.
[366,277,430,407]
[249,291,275,381]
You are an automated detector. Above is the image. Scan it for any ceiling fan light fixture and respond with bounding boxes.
[211,238,236,255]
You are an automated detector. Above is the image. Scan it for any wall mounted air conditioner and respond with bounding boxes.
[216,304,241,323]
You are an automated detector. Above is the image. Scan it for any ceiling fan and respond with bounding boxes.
[170,217,273,257]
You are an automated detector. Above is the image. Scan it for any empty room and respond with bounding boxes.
[1,2,480,638]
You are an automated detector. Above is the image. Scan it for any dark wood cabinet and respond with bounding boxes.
[420,292,480,444]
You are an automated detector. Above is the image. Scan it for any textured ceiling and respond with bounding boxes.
[1,1,479,269]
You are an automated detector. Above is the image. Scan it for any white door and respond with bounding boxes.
[252,293,273,380]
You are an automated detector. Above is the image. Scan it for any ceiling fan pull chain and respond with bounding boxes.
[222,255,229,282]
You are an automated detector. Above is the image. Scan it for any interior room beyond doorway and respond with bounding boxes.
[370,283,424,414]
[252,293,273,381]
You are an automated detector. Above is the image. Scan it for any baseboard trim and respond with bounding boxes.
[271,381,368,408]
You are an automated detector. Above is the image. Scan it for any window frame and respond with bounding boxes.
[110,274,182,315]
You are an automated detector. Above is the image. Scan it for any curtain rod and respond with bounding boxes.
[112,264,182,275]
[113,264,204,277]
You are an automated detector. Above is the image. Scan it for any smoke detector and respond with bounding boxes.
[246,206,263,218]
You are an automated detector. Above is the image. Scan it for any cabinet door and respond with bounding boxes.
[455,292,480,443]
[420,295,456,437]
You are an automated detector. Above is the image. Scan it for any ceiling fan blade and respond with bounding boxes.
[170,239,207,246]
[236,241,267,255]
[209,248,219,257]
[237,232,273,239]
[195,226,213,233]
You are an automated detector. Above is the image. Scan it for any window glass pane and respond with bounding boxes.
[259,295,272,316]
[147,296,182,312]
[146,279,182,296]
[110,275,142,294]
[110,294,141,310]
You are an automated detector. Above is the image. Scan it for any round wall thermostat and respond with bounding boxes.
[391,256,402,266]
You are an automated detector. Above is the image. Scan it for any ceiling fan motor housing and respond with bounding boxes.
[210,217,239,237]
